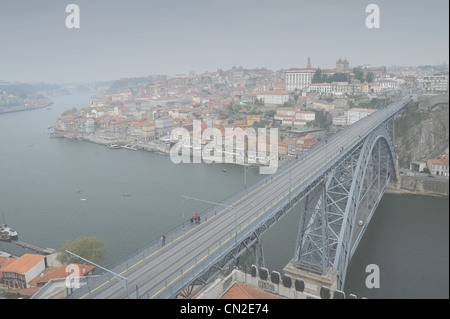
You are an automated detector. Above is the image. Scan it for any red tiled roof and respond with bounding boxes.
[221,282,283,299]
[0,254,46,275]
[28,263,96,287]
[429,158,449,165]
[0,256,17,277]
[12,287,40,296]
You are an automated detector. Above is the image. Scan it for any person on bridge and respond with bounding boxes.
[161,235,165,247]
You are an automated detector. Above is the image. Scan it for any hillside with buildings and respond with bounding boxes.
[51,59,448,169]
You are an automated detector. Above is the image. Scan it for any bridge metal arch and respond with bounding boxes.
[334,122,397,288]
[293,121,398,290]
[175,121,400,298]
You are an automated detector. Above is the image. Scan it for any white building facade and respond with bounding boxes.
[347,108,377,125]
[285,68,316,91]
[307,83,332,95]
[253,91,290,105]
[421,73,449,94]
[295,110,315,122]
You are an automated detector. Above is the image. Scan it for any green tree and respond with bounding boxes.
[366,72,375,83]
[328,73,350,83]
[61,108,78,117]
[265,110,276,117]
[310,110,332,129]
[57,236,107,265]
[353,67,365,82]
[312,68,323,83]
[250,119,270,130]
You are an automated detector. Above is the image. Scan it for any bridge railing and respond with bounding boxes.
[103,134,327,272]
[151,188,298,299]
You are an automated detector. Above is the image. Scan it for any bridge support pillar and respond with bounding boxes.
[283,259,338,297]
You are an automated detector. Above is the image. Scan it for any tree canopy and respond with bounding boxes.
[57,236,107,265]
[353,67,365,82]
[366,72,375,83]
[60,108,78,117]
[313,69,350,83]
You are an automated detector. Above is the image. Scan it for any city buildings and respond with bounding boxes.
[0,254,46,290]
[0,253,96,297]
[50,60,427,163]
[421,73,449,94]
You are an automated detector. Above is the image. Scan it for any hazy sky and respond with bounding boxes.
[0,0,448,83]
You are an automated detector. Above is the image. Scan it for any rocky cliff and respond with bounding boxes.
[395,95,449,169]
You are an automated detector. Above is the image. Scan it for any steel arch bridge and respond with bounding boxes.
[293,121,397,289]
[65,95,411,299]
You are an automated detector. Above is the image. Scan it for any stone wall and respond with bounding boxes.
[388,175,449,197]
[418,94,449,111]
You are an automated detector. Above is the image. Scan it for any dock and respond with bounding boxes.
[15,241,56,255]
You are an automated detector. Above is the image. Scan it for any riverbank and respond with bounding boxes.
[387,174,449,197]
[54,131,172,154]
[0,101,53,115]
[53,131,280,167]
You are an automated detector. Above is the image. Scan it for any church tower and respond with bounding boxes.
[336,58,350,73]
[307,56,312,69]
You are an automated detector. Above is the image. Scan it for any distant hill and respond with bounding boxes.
[0,82,63,98]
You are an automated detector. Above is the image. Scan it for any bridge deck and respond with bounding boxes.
[70,96,410,299]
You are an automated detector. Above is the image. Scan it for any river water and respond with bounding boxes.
[0,93,448,299]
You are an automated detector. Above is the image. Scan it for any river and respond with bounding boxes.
[0,92,448,299]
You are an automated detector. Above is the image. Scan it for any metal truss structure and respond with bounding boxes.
[293,121,397,289]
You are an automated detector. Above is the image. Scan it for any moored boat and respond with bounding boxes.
[1,213,17,239]
[0,233,12,241]
[122,144,137,151]
[0,224,18,239]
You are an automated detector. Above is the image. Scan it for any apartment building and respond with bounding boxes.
[285,68,316,91]
[1,254,46,290]
[421,73,449,94]
[347,108,377,125]
[427,157,449,177]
